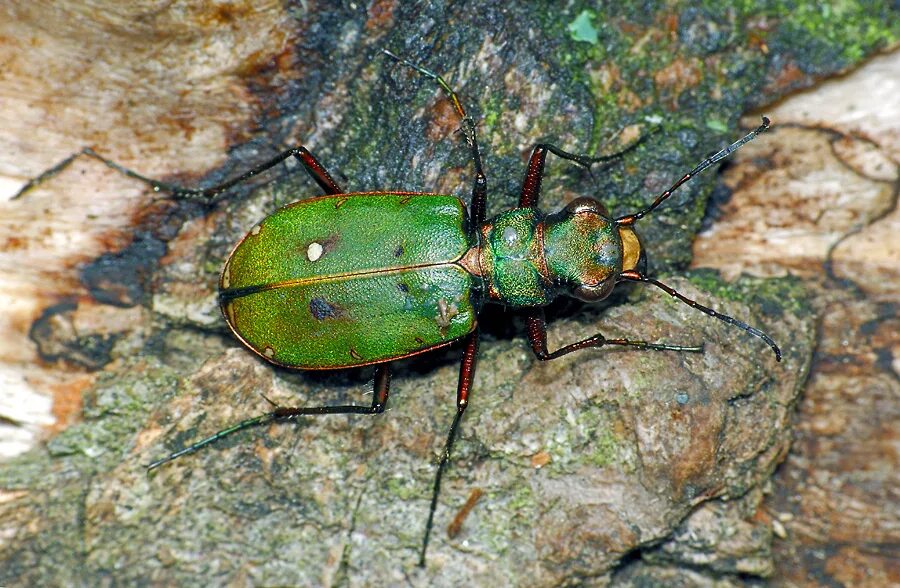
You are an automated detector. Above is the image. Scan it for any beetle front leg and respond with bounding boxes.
[13,145,343,202]
[147,363,390,471]
[525,309,703,360]
[419,330,479,567]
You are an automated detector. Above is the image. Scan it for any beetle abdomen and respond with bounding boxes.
[220,193,481,368]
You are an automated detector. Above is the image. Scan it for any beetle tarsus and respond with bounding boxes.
[147,364,392,472]
[13,143,345,206]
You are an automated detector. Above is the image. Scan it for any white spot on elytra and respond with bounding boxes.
[222,263,231,288]
[307,242,323,262]
[251,224,261,235]
[264,346,275,358]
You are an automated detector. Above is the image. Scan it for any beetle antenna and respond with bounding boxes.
[618,270,782,362]
[616,117,769,226]
[382,49,472,127]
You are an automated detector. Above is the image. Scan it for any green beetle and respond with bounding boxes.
[218,190,647,370]
[15,51,780,566]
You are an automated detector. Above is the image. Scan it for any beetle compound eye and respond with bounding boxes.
[572,280,615,302]
[565,196,608,217]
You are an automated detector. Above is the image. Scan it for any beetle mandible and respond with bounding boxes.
[15,50,780,566]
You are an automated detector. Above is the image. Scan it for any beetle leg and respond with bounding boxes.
[13,145,343,201]
[185,146,344,198]
[618,271,782,361]
[381,49,487,225]
[146,364,390,471]
[468,130,488,226]
[419,330,479,567]
[525,308,704,359]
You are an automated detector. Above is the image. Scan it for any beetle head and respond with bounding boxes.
[545,197,642,303]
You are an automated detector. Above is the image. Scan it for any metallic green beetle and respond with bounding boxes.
[16,51,780,567]
[218,190,647,369]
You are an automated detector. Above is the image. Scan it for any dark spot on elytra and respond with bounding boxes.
[309,296,341,321]
[397,282,410,293]
[414,337,425,345]
[394,244,404,258]
[349,348,362,360]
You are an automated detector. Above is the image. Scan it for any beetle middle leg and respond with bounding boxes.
[147,363,391,471]
[12,144,344,202]
[418,329,479,567]
[525,308,704,359]
[519,142,642,209]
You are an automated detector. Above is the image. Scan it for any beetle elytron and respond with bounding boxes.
[16,50,780,566]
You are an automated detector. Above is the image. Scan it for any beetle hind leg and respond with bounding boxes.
[12,147,160,201]
[146,363,391,471]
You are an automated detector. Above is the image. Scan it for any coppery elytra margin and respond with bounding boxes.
[14,49,781,567]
